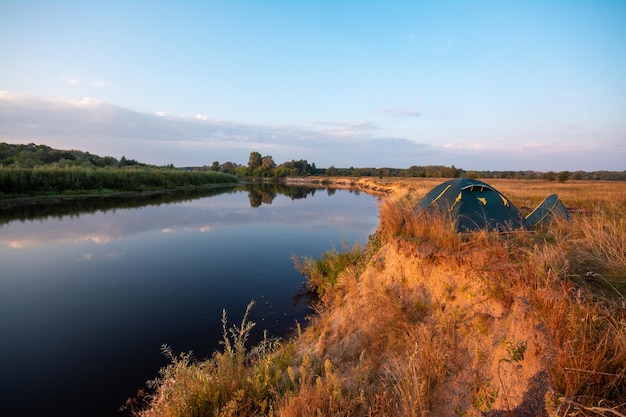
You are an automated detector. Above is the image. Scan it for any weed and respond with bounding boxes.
[499,340,527,363]
[134,301,289,417]
[473,313,494,336]
[471,380,499,412]
[292,240,366,296]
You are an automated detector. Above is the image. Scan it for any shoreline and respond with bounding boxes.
[0,183,240,210]
[0,177,392,210]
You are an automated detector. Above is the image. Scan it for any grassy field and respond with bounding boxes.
[127,178,625,417]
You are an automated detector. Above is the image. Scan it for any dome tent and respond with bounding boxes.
[416,178,528,232]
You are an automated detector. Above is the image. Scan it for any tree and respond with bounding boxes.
[557,171,570,183]
[220,161,238,173]
[543,171,557,181]
[248,151,262,170]
[261,155,276,171]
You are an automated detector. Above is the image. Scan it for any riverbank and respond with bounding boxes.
[0,183,241,211]
[130,178,626,417]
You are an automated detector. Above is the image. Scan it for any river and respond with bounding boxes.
[0,184,380,417]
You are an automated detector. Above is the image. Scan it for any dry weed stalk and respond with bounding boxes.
[385,325,450,417]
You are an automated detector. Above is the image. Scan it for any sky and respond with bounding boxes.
[1,0,625,171]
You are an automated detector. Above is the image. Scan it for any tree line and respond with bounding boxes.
[2,143,625,186]
[200,151,626,182]
[0,142,148,168]
[0,143,237,197]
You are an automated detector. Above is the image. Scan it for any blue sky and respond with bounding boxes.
[1,0,625,171]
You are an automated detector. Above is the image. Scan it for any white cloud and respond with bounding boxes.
[444,142,483,150]
[380,108,421,118]
[60,97,101,106]
[195,114,210,121]
[310,120,379,138]
[91,80,113,88]
[59,76,112,88]
[60,76,78,86]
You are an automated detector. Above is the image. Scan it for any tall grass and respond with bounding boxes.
[0,166,237,197]
[291,240,368,296]
[378,196,464,250]
[129,302,290,417]
[516,212,626,412]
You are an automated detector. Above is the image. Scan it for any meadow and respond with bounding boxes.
[127,178,625,417]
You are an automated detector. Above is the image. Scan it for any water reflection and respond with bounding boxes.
[0,183,355,224]
[0,184,364,249]
[241,183,347,207]
[0,186,235,225]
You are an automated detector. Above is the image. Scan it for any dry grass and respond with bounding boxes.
[127,302,293,417]
[379,196,467,251]
[133,178,626,417]
[517,212,626,413]
[490,180,626,414]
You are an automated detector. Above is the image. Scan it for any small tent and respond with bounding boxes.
[416,178,527,232]
[524,193,571,228]
[416,178,571,232]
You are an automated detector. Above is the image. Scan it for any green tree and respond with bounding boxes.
[261,155,276,171]
[248,151,262,170]
[543,171,557,181]
[220,161,237,173]
[557,171,570,183]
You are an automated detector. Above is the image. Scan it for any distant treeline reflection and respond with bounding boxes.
[241,183,347,208]
[0,184,348,224]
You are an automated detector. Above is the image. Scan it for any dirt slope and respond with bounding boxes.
[299,233,554,416]
[293,177,556,416]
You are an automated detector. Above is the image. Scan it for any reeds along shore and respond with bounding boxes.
[0,166,238,197]
[128,178,626,417]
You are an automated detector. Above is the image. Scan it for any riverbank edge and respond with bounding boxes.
[0,176,392,210]
[283,175,397,196]
[0,182,241,210]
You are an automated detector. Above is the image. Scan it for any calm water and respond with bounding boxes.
[0,184,380,417]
